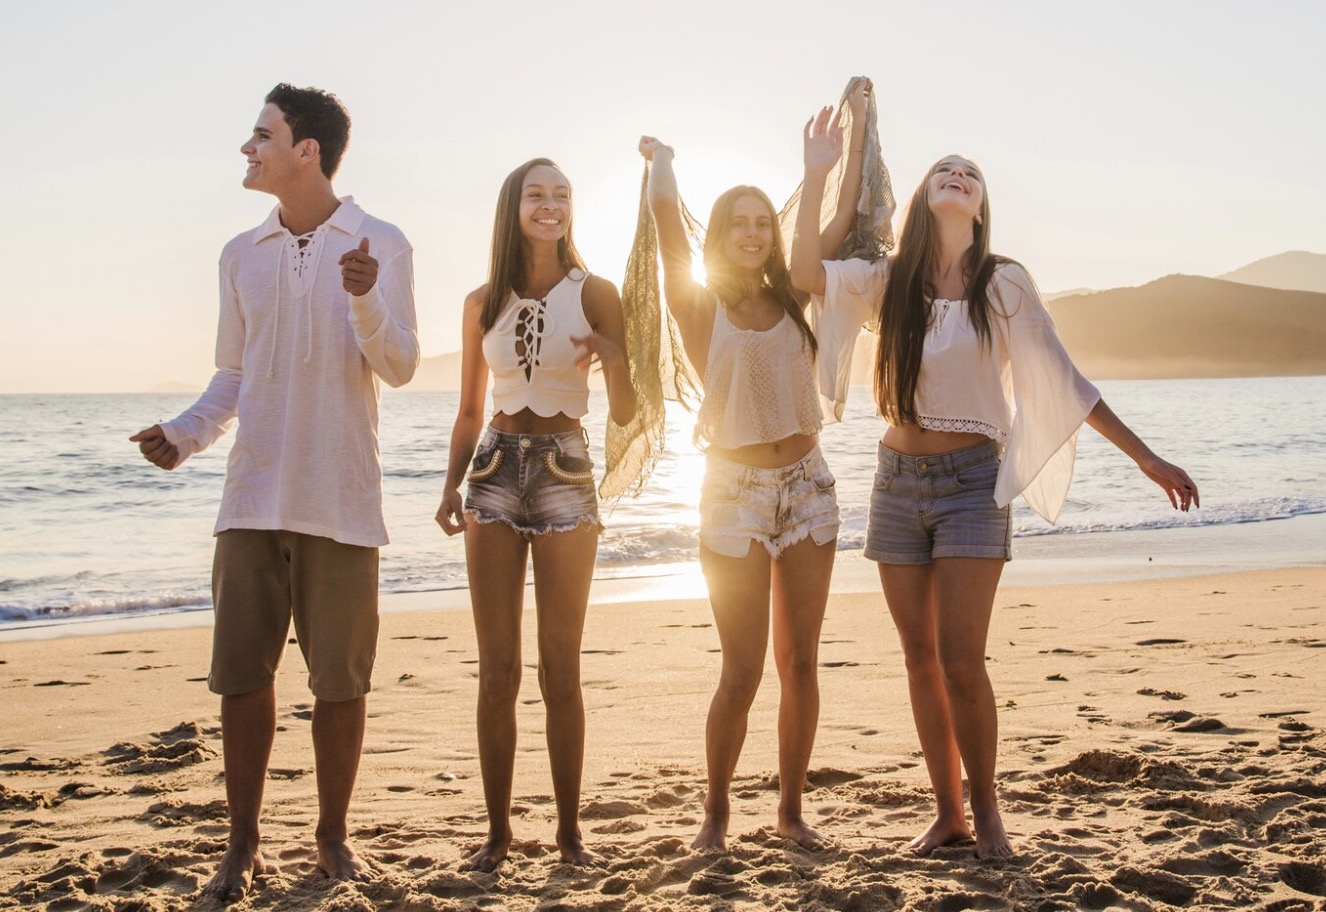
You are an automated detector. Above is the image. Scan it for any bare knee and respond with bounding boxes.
[774,649,819,686]
[536,661,582,708]
[938,652,988,697]
[715,662,764,711]
[478,661,522,706]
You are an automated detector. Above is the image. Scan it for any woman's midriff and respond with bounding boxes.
[881,424,991,456]
[490,408,582,435]
[707,432,819,469]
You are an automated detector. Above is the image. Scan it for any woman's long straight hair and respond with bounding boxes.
[482,158,588,333]
[874,159,1005,423]
[703,186,816,355]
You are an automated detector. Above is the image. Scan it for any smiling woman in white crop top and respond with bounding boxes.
[638,101,875,853]
[790,102,1199,861]
[435,159,637,872]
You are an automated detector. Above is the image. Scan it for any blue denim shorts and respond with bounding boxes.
[864,440,1011,564]
[464,427,602,539]
[700,445,840,559]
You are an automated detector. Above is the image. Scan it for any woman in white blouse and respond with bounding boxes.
[790,108,1198,859]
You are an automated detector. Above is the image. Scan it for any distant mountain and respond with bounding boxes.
[406,350,464,391]
[1048,275,1326,379]
[1043,287,1096,302]
[1219,251,1326,294]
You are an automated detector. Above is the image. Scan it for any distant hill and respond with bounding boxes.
[1048,275,1326,379]
[407,351,464,391]
[1219,251,1326,294]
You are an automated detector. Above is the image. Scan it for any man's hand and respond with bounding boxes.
[340,237,379,296]
[130,425,181,470]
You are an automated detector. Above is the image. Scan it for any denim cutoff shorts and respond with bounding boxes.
[464,427,602,539]
[864,439,1011,564]
[700,445,840,559]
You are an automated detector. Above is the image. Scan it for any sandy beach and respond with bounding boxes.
[2,549,1324,911]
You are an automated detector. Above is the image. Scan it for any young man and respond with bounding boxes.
[131,83,419,901]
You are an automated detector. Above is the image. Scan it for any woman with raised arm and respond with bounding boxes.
[790,109,1200,859]
[635,83,872,852]
[436,159,637,871]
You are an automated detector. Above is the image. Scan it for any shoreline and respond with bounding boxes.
[4,512,1322,643]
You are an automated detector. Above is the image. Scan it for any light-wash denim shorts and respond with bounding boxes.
[699,445,840,559]
[464,427,602,539]
[864,439,1011,564]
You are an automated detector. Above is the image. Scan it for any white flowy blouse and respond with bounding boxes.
[814,258,1101,524]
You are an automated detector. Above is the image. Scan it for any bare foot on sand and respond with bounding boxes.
[556,827,597,866]
[201,843,265,903]
[691,813,728,852]
[465,829,512,873]
[973,805,1014,859]
[777,816,829,851]
[317,838,371,881]
[907,816,973,856]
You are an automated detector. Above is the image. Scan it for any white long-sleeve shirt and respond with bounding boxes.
[161,197,419,547]
[815,257,1101,525]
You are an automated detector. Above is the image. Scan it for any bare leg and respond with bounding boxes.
[933,557,1011,859]
[463,518,529,871]
[312,695,370,879]
[693,544,773,851]
[530,522,599,865]
[878,562,973,855]
[770,535,835,850]
[201,686,275,901]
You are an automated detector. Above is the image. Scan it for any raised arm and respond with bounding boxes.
[1085,400,1200,511]
[789,107,844,297]
[435,288,491,535]
[639,136,715,351]
[819,76,872,258]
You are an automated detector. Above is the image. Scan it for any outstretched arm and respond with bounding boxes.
[639,136,714,351]
[789,107,844,296]
[1086,400,1200,511]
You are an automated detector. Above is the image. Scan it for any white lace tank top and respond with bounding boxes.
[695,304,822,449]
[484,269,593,419]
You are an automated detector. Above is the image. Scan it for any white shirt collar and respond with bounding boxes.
[252,195,365,244]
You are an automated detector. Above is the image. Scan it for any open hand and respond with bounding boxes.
[340,237,379,296]
[803,106,844,177]
[571,332,623,373]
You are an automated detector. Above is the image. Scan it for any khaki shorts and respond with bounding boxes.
[210,529,379,701]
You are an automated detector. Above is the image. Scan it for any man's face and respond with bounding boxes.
[239,103,303,194]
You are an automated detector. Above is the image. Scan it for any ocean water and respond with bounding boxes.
[1,376,1323,630]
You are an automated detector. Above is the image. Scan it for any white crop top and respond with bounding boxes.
[695,303,822,449]
[484,268,593,419]
[815,257,1101,524]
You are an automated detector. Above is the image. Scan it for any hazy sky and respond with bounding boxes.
[3,1,1323,393]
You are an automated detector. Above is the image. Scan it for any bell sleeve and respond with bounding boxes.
[813,257,888,423]
[992,263,1101,524]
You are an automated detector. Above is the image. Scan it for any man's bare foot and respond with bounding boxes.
[907,816,973,856]
[973,806,1014,859]
[465,829,512,873]
[201,843,265,903]
[777,816,829,851]
[317,838,371,881]
[556,828,597,866]
[691,814,728,852]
